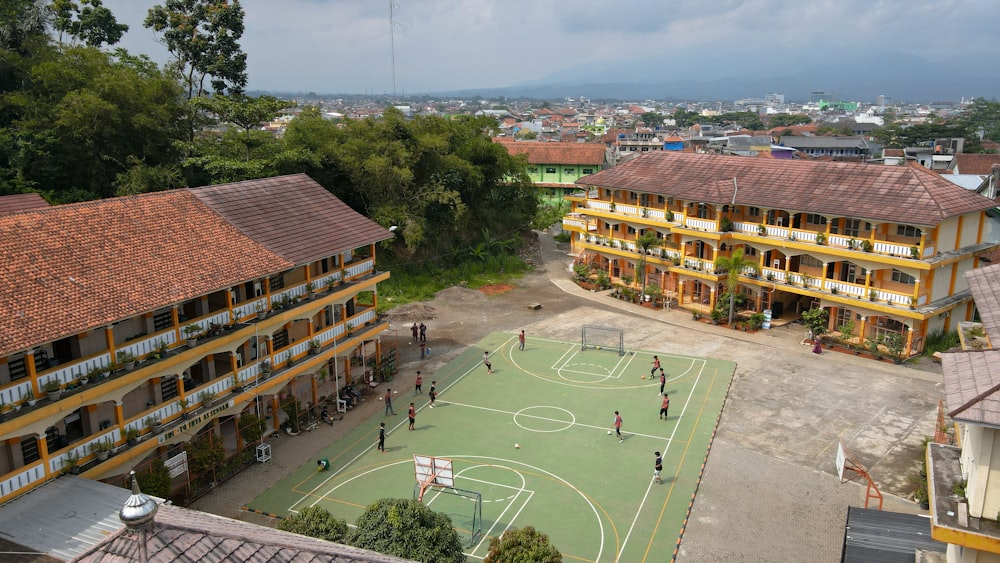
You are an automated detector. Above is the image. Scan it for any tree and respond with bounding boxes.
[143,0,247,99]
[801,307,829,337]
[713,248,759,325]
[276,506,348,543]
[346,498,465,562]
[635,231,661,298]
[135,458,172,499]
[52,0,128,47]
[639,111,662,128]
[485,526,562,563]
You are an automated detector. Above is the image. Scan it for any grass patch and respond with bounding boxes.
[553,231,571,243]
[376,253,531,311]
[531,201,567,230]
[923,328,960,356]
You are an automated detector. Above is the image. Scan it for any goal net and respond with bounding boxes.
[581,325,625,356]
[413,484,483,547]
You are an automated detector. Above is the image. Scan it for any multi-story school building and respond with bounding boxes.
[0,174,393,502]
[561,152,999,357]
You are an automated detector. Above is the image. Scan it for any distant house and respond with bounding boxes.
[496,139,607,203]
[0,193,49,216]
[778,135,873,160]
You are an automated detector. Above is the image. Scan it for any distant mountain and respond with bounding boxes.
[438,50,1000,103]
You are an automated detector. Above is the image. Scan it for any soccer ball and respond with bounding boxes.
[515,443,521,449]
[641,375,646,380]
[378,397,382,401]
[607,430,612,435]
[596,346,601,350]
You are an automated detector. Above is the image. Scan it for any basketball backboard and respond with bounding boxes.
[414,455,454,488]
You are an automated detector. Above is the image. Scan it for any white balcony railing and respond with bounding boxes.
[685,217,715,231]
[0,463,45,498]
[345,257,375,279]
[119,331,177,363]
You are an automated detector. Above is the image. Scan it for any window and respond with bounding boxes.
[583,168,594,174]
[743,246,758,257]
[800,255,823,268]
[613,224,620,232]
[748,207,761,217]
[697,203,709,219]
[626,226,636,235]
[896,225,922,238]
[844,219,861,237]
[564,168,575,174]
[605,189,612,197]
[657,195,666,204]
[528,167,538,173]
[891,269,916,285]
[630,192,638,200]
[806,214,827,226]
[835,308,854,329]
[545,167,556,174]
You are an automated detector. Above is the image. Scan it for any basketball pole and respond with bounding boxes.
[836,439,883,510]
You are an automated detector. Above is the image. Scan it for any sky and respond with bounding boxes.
[100,0,1000,97]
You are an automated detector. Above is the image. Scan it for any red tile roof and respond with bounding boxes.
[953,154,1000,175]
[943,350,1000,425]
[0,193,49,215]
[0,175,389,357]
[75,503,414,562]
[496,140,606,166]
[577,151,997,226]
[966,263,1000,343]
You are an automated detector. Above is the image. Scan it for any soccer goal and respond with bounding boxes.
[581,325,625,356]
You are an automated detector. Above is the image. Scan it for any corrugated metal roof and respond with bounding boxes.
[842,506,944,563]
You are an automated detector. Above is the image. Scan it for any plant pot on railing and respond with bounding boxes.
[43,381,62,402]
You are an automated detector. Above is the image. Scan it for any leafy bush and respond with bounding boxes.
[135,459,172,499]
[553,231,571,243]
[801,308,829,336]
[277,506,348,542]
[346,498,464,562]
[486,526,562,563]
[924,329,959,356]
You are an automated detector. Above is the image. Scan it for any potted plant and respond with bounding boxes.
[815,232,826,245]
[909,296,917,310]
[182,324,201,346]
[345,322,355,336]
[116,350,136,371]
[766,272,775,281]
[125,427,140,445]
[304,281,316,299]
[199,391,216,409]
[284,351,294,368]
[868,288,878,302]
[861,239,873,253]
[326,279,338,293]
[231,375,243,393]
[43,380,62,401]
[24,388,36,407]
[63,452,80,475]
[255,302,269,320]
[90,440,111,461]
[87,365,106,382]
[145,415,163,434]
[178,398,190,419]
[757,224,767,236]
[260,360,272,375]
[308,339,321,356]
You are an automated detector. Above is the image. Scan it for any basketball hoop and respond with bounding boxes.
[413,455,454,501]
[836,439,883,510]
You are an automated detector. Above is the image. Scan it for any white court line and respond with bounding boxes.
[473,488,534,554]
[615,358,710,563]
[288,336,519,514]
[445,401,674,442]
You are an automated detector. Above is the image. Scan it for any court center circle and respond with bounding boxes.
[513,406,575,432]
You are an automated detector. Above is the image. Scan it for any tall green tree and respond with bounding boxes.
[52,0,128,47]
[485,526,562,563]
[144,0,247,99]
[346,498,465,563]
[635,231,661,298]
[185,93,313,183]
[713,247,759,325]
[768,114,811,128]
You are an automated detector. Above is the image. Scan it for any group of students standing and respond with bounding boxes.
[376,371,440,452]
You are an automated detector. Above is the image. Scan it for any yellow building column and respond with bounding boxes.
[24,352,37,400]
[34,433,51,478]
[857,316,867,346]
[229,352,239,383]
[271,395,281,432]
[905,325,914,356]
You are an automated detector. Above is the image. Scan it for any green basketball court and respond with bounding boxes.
[247,330,735,562]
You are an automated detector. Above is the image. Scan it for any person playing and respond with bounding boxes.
[420,341,427,359]
[518,329,525,351]
[660,393,670,420]
[318,458,330,471]
[429,381,437,408]
[411,322,419,344]
[377,422,385,452]
[414,371,423,395]
[419,322,427,343]
[321,408,334,425]
[659,368,666,395]
[653,451,663,484]
[384,388,395,416]
[650,355,661,377]
[483,350,493,374]
[408,402,416,430]
[613,410,623,443]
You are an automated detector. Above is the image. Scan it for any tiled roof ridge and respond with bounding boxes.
[906,161,957,222]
